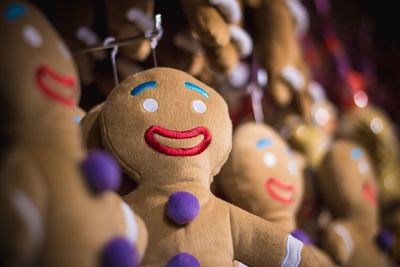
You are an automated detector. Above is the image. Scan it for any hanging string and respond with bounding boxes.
[246,62,266,124]
[103,37,119,87]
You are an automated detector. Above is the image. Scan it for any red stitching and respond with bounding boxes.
[145,125,212,156]
[362,182,377,207]
[36,65,77,107]
[265,177,295,204]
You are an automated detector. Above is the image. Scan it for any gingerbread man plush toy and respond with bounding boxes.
[81,67,318,266]
[218,122,335,267]
[317,141,395,267]
[0,1,146,266]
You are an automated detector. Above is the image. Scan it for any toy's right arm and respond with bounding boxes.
[0,149,47,267]
[229,203,319,267]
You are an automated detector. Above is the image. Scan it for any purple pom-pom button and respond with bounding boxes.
[101,237,138,267]
[290,229,313,245]
[166,191,200,225]
[376,229,395,252]
[166,253,200,267]
[81,150,121,193]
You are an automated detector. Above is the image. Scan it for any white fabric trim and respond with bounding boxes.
[76,26,98,46]
[281,234,303,267]
[121,201,138,243]
[126,8,153,32]
[334,225,354,256]
[209,0,241,23]
[229,25,253,57]
[281,65,305,91]
[12,190,44,247]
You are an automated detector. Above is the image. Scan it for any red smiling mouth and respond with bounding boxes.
[363,182,377,207]
[36,65,77,107]
[145,125,212,156]
[265,177,295,204]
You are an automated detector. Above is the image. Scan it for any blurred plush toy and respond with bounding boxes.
[317,141,395,267]
[0,1,147,266]
[251,0,312,119]
[340,105,400,231]
[81,67,318,266]
[218,122,336,267]
[180,0,253,74]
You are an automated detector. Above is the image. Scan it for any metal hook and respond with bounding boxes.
[145,14,163,67]
[103,37,119,87]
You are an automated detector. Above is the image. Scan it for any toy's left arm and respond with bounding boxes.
[229,203,319,267]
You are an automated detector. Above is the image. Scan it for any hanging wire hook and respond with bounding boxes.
[73,14,163,55]
[246,62,267,124]
[103,37,119,87]
[145,14,163,67]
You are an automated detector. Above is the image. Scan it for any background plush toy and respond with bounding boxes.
[180,0,253,74]
[81,67,318,266]
[317,141,394,267]
[251,0,312,120]
[0,1,146,266]
[339,105,400,234]
[217,122,336,267]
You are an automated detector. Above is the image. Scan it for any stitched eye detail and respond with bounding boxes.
[23,25,42,48]
[143,98,158,112]
[192,100,206,113]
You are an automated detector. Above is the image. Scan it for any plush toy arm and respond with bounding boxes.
[321,221,354,265]
[228,203,318,266]
[180,0,231,47]
[254,0,311,115]
[80,103,105,150]
[105,0,154,61]
[0,149,47,267]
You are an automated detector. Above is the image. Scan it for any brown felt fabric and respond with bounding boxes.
[0,2,147,266]
[253,0,311,117]
[82,67,319,266]
[218,122,335,267]
[340,105,400,231]
[317,140,394,266]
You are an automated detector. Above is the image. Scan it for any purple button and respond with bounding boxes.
[166,253,200,267]
[101,237,138,267]
[166,191,200,225]
[81,150,121,193]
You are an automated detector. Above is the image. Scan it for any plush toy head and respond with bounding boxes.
[218,122,303,230]
[0,0,79,120]
[97,67,232,185]
[318,141,378,223]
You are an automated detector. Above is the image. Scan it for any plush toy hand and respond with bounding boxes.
[181,0,252,74]
[253,0,311,117]
[106,0,154,61]
[322,222,354,265]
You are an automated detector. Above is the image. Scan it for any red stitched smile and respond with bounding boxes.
[145,125,212,156]
[363,182,377,207]
[36,65,77,107]
[265,177,295,204]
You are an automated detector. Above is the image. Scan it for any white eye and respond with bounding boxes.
[143,98,158,112]
[192,100,207,113]
[263,152,277,168]
[22,25,43,48]
[288,160,299,176]
[358,160,369,175]
[58,42,71,60]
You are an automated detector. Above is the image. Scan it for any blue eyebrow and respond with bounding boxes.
[351,147,363,160]
[256,138,273,150]
[184,82,209,98]
[130,81,157,96]
[4,3,27,21]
